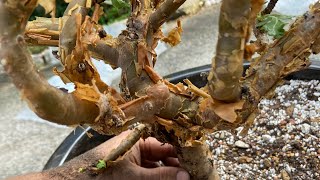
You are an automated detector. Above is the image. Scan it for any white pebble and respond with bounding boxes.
[0,59,7,66]
[301,123,311,134]
[235,140,250,149]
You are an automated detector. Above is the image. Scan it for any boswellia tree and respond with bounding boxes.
[1,0,320,179]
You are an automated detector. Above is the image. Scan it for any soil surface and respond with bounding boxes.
[207,80,320,180]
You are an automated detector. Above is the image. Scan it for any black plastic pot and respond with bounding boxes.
[43,61,320,170]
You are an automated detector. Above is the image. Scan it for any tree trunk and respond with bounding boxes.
[177,144,218,180]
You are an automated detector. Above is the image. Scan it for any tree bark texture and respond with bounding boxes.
[208,0,252,102]
[2,0,320,179]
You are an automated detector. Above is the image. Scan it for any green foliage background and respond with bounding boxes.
[256,14,293,39]
[28,0,130,54]
[29,0,130,25]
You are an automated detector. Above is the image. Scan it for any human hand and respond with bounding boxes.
[8,130,190,180]
[93,131,190,180]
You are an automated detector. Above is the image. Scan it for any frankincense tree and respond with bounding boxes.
[1,0,320,179]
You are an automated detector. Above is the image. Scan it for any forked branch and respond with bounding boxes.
[0,0,99,125]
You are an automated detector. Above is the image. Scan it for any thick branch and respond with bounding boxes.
[2,44,99,125]
[87,39,120,67]
[207,0,251,102]
[59,6,88,63]
[149,0,186,31]
[151,118,218,180]
[92,83,171,135]
[0,0,99,125]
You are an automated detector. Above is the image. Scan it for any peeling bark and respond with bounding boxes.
[244,2,320,100]
[207,0,251,102]
[25,17,63,46]
[25,18,120,65]
[0,0,99,125]
[3,0,320,179]
[59,2,89,63]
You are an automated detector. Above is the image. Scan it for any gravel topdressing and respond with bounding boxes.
[207,80,320,180]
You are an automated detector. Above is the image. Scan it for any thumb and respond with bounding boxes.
[138,166,190,180]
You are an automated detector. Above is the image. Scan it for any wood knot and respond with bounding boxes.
[144,101,153,111]
[98,29,107,38]
[77,63,86,72]
[16,35,25,44]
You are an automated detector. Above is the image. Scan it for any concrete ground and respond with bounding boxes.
[155,4,219,76]
[0,4,221,179]
[0,78,73,178]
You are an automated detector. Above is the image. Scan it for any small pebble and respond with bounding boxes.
[301,123,311,134]
[263,159,272,168]
[237,156,253,163]
[234,140,250,149]
[281,170,291,180]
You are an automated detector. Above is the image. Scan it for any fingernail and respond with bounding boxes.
[176,171,190,180]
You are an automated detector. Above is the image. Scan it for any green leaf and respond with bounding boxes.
[111,0,130,9]
[96,160,106,169]
[256,14,293,39]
